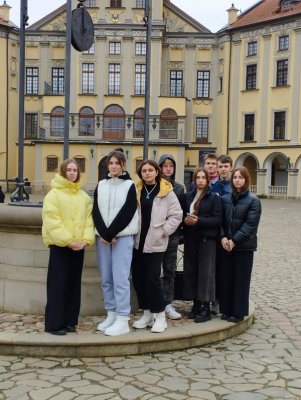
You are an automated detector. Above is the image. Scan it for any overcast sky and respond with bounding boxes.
[9,0,257,32]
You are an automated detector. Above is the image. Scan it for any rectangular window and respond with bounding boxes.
[83,42,95,54]
[109,42,121,55]
[82,63,94,94]
[108,63,121,94]
[196,117,209,143]
[196,70,210,98]
[136,0,145,7]
[25,113,38,139]
[274,111,286,140]
[74,157,86,173]
[46,157,59,172]
[110,0,121,7]
[276,59,288,86]
[135,42,146,55]
[26,67,39,95]
[86,0,96,6]
[218,77,223,93]
[279,35,289,51]
[170,70,183,97]
[244,114,255,141]
[246,64,257,90]
[247,41,257,56]
[135,64,146,95]
[52,68,64,94]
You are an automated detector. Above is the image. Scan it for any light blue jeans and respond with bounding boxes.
[96,235,134,316]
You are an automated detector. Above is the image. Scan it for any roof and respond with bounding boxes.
[228,0,301,30]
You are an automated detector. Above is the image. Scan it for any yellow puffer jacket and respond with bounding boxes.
[42,174,95,247]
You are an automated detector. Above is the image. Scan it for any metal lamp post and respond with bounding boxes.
[143,0,152,160]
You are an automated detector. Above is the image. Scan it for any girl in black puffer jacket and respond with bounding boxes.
[219,167,261,323]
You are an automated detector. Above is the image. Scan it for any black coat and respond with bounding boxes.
[184,189,222,239]
[221,190,261,251]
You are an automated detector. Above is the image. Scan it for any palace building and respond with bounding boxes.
[1,0,301,197]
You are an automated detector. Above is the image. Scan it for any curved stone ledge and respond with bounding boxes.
[0,203,105,315]
[0,302,254,357]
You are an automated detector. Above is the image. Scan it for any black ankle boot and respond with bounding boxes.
[188,300,200,319]
[194,302,211,323]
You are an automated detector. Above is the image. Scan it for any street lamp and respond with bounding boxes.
[143,0,152,160]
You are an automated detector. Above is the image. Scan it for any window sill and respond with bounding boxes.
[105,7,126,10]
[239,140,256,143]
[241,89,259,93]
[79,93,97,96]
[104,94,123,97]
[271,85,290,89]
[269,139,290,142]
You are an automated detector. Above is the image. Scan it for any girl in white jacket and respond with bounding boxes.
[92,150,138,336]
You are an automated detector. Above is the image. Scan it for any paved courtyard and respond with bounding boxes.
[0,198,301,399]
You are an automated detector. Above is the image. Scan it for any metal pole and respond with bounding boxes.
[64,0,72,160]
[17,0,28,201]
[143,0,152,160]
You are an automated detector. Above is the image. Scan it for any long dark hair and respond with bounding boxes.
[107,150,126,171]
[192,167,210,214]
[137,159,162,184]
[231,167,250,194]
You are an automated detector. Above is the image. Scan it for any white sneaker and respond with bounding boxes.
[165,304,181,320]
[104,315,130,336]
[133,310,154,329]
[151,311,167,333]
[97,311,116,332]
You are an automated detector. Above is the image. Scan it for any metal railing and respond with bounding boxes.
[249,185,257,194]
[34,127,183,143]
[44,82,64,95]
[160,83,185,97]
[268,186,287,197]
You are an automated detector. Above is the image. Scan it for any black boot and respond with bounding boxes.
[188,300,200,319]
[194,302,211,323]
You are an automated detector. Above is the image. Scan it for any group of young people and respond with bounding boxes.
[41,150,261,337]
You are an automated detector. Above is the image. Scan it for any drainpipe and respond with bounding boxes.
[226,33,233,154]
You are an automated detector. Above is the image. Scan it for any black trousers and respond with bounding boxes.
[45,245,84,331]
[183,236,216,302]
[219,250,254,317]
[131,249,166,313]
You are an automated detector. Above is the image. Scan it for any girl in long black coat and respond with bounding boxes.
[219,166,261,323]
[183,167,221,323]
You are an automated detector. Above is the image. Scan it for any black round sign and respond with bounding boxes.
[71,6,94,52]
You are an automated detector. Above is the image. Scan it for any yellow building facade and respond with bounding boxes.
[1,0,301,198]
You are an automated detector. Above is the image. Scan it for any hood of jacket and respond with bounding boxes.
[137,178,173,205]
[51,174,81,193]
[105,170,132,181]
[158,154,176,181]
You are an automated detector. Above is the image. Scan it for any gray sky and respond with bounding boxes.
[9,0,257,32]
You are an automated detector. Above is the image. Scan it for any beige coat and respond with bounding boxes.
[134,178,183,253]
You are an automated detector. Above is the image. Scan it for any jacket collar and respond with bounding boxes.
[136,178,173,204]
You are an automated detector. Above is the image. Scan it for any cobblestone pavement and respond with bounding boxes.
[1,198,301,400]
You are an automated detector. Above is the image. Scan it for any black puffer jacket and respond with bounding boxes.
[184,189,222,239]
[221,190,261,251]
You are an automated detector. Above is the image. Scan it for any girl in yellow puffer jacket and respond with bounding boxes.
[42,158,95,335]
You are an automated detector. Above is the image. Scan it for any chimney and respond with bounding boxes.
[227,3,239,25]
[0,1,11,22]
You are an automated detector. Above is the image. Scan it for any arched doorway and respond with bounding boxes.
[159,108,178,139]
[243,156,257,186]
[263,153,288,197]
[103,104,125,140]
[98,157,108,181]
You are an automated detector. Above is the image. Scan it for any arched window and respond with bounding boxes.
[103,104,125,140]
[50,106,64,136]
[79,107,95,136]
[133,108,144,138]
[159,108,178,139]
[74,156,86,173]
[46,156,59,172]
